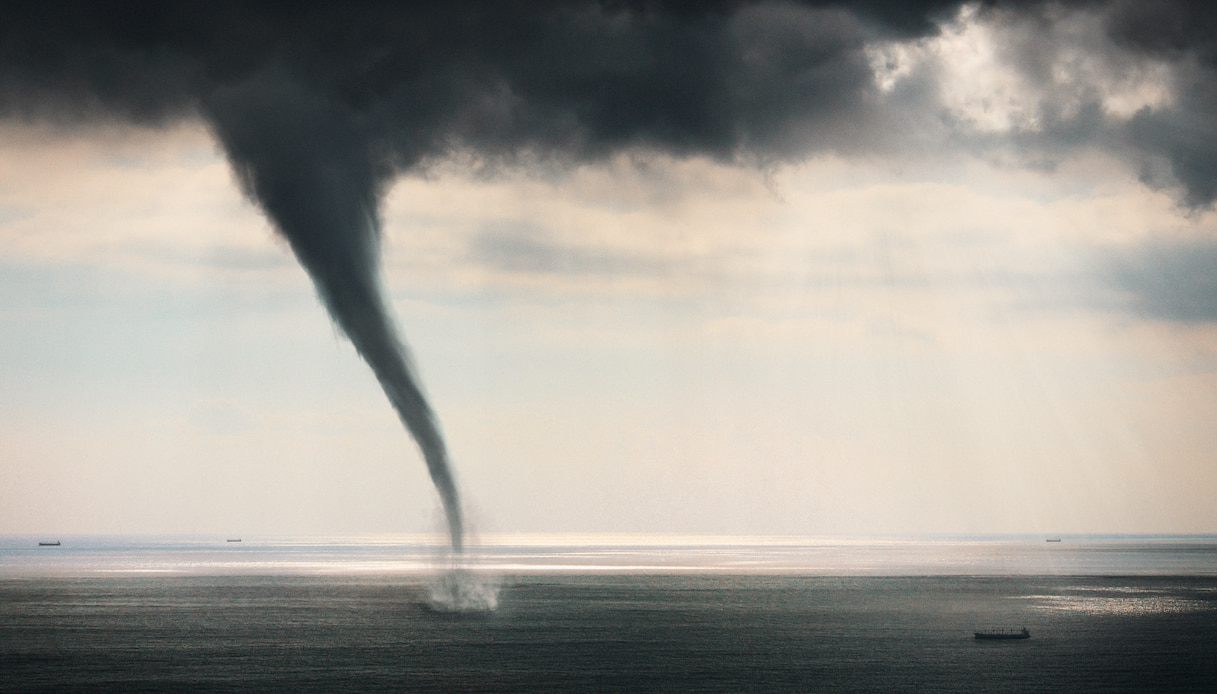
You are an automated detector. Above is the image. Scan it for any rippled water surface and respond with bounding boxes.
[2,537,1215,692]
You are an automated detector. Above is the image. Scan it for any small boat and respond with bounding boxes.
[1046,538,1062,542]
[975,628,1030,640]
[38,541,61,547]
[226,539,242,543]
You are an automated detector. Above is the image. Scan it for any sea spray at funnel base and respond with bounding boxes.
[428,567,501,613]
[205,74,464,552]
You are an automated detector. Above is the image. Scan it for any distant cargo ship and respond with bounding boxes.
[226,539,242,543]
[1046,538,1062,542]
[38,541,60,547]
[975,628,1030,640]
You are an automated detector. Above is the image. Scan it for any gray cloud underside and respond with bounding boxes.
[1096,238,1217,323]
[0,1,901,165]
[470,226,677,279]
[0,2,1209,185]
[962,2,1217,209]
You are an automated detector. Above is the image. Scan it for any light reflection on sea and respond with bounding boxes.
[1020,584,1217,615]
[2,534,1215,577]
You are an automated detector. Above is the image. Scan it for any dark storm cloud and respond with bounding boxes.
[961,0,1217,209]
[3,1,1214,188]
[0,1,900,164]
[1096,1,1217,210]
[1127,69,1217,209]
[1104,0,1217,65]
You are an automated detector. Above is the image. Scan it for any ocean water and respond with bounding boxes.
[2,536,1216,692]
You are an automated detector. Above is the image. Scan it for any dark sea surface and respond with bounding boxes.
[2,536,1216,692]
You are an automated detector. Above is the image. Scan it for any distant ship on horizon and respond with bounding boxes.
[38,541,60,547]
[1046,538,1062,542]
[226,539,242,543]
[975,627,1030,640]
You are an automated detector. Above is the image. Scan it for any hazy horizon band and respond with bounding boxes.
[4,534,1216,577]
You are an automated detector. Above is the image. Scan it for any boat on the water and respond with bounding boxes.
[38,541,60,547]
[226,539,242,543]
[1046,538,1062,542]
[975,628,1030,640]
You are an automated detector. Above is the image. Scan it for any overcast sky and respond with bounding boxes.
[2,1,1216,537]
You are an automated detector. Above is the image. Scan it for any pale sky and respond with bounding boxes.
[2,1,1216,536]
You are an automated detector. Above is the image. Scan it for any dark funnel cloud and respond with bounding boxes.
[3,0,1217,535]
[203,72,464,550]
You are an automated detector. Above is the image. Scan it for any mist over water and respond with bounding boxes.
[428,566,500,613]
